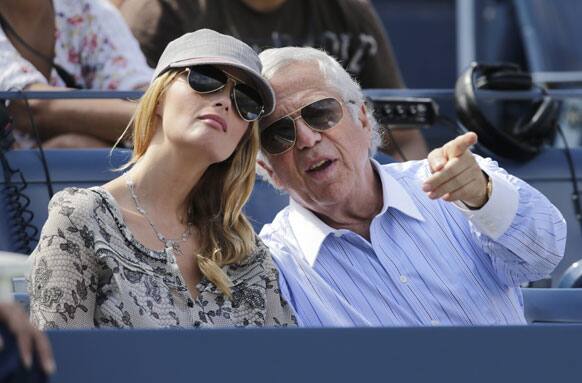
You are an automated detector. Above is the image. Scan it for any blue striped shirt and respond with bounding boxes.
[259,158,567,326]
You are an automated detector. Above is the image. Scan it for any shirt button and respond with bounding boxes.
[333,231,343,238]
[399,275,408,284]
[431,319,440,326]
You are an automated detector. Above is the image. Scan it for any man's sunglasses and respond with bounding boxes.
[260,97,345,155]
[185,65,265,122]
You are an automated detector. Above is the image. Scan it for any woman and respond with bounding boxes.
[28,29,296,329]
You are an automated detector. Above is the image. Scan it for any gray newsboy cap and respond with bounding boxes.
[153,29,275,115]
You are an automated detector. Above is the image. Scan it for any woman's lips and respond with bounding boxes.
[198,114,227,132]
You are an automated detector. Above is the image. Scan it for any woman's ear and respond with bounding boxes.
[155,100,163,118]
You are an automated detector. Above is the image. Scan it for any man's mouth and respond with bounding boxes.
[306,159,334,173]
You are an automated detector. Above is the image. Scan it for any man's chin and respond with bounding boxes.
[296,185,350,211]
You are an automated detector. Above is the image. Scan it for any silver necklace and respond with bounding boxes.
[124,172,192,256]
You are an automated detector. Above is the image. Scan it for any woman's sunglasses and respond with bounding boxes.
[185,65,265,122]
[260,97,345,155]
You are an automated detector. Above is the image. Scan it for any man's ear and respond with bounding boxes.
[257,158,284,189]
[358,103,371,134]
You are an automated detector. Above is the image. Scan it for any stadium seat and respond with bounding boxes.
[558,262,582,288]
[0,149,129,253]
[513,0,582,85]
[522,288,582,323]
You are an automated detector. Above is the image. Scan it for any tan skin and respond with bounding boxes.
[103,68,251,299]
[240,0,428,160]
[259,62,487,241]
[0,0,141,148]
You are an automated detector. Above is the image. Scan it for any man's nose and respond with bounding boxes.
[295,119,321,150]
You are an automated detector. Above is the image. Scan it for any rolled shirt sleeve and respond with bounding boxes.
[453,156,567,286]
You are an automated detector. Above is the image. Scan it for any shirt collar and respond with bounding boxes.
[371,159,425,222]
[287,159,425,267]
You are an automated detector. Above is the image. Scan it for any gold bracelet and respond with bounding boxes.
[485,173,493,200]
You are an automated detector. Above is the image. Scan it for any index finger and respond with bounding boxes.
[444,132,478,159]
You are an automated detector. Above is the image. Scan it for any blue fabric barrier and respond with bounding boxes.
[31,324,582,383]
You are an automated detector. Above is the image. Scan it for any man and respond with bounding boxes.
[119,0,427,160]
[257,46,567,326]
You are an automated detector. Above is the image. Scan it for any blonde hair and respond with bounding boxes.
[120,70,259,298]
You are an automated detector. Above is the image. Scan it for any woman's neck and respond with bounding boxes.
[127,146,211,223]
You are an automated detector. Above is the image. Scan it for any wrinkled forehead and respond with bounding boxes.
[263,61,341,124]
[270,61,326,99]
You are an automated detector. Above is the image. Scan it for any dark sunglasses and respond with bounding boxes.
[185,65,265,122]
[260,97,344,155]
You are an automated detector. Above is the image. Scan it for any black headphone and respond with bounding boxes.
[455,62,560,160]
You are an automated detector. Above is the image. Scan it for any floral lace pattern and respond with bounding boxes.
[29,187,297,329]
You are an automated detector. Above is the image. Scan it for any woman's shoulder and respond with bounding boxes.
[49,187,97,207]
[47,187,111,221]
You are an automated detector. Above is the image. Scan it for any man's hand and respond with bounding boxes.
[422,132,489,208]
[0,302,55,375]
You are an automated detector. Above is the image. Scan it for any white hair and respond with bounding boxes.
[256,47,382,185]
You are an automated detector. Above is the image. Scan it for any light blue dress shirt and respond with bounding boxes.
[260,158,567,326]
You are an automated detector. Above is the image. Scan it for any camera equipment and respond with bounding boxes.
[371,97,439,127]
[455,62,560,161]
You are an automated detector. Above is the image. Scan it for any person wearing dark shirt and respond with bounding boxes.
[119,0,428,160]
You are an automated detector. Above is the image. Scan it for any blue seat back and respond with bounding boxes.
[513,0,582,84]
[522,288,582,323]
[0,149,127,253]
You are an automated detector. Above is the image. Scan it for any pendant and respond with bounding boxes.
[165,245,174,255]
[165,246,180,274]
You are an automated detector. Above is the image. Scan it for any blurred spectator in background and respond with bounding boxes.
[119,0,428,160]
[0,302,55,375]
[0,0,153,149]
[109,0,126,7]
